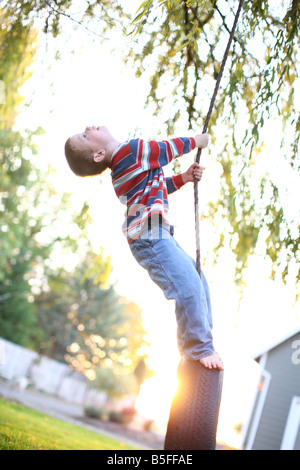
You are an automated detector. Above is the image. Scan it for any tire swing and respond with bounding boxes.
[164,0,245,451]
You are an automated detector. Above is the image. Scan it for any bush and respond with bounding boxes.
[108,410,123,423]
[108,407,136,425]
[143,419,154,432]
[120,407,136,424]
[84,405,105,420]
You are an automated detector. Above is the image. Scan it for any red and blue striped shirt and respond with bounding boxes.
[109,137,196,242]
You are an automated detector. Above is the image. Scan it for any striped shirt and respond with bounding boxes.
[109,137,196,242]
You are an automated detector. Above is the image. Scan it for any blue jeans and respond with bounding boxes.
[129,228,215,360]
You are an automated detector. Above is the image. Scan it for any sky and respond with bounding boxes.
[14,1,300,447]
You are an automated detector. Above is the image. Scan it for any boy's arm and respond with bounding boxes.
[166,163,204,195]
[138,134,210,171]
[166,175,185,194]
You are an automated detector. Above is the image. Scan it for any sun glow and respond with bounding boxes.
[131,300,182,432]
[135,370,179,432]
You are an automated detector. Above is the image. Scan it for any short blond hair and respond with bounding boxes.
[64,137,105,177]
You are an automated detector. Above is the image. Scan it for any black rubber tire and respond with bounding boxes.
[164,358,224,450]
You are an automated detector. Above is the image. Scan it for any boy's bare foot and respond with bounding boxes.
[199,352,224,370]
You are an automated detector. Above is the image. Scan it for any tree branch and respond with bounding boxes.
[43,0,109,39]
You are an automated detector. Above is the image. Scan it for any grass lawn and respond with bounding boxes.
[0,397,138,450]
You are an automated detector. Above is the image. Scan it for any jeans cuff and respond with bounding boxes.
[183,349,215,361]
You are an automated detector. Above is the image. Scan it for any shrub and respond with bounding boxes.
[108,410,123,423]
[143,419,154,432]
[120,406,136,424]
[84,405,105,420]
[108,407,136,425]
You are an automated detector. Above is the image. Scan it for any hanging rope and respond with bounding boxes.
[194,0,245,276]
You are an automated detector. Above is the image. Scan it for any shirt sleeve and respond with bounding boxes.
[166,175,185,194]
[135,137,196,171]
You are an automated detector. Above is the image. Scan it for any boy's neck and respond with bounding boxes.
[106,139,121,163]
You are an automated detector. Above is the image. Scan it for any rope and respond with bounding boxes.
[194,0,245,276]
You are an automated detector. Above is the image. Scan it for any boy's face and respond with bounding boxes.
[72,125,114,155]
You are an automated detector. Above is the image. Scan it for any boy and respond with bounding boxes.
[65,126,224,370]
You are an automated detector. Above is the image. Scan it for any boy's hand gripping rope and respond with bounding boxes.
[194,0,245,276]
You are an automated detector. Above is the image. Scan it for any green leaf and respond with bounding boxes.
[132,0,153,24]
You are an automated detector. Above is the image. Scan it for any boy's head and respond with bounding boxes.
[64,126,118,177]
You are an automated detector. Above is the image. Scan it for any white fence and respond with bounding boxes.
[0,337,106,406]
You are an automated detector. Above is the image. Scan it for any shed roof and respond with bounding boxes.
[253,324,300,360]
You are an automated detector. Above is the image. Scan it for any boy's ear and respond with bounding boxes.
[93,150,106,164]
